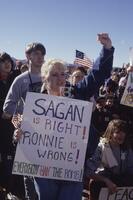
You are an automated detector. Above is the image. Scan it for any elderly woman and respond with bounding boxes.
[32,33,114,200]
[14,33,114,200]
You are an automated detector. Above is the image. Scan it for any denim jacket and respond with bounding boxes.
[86,140,133,177]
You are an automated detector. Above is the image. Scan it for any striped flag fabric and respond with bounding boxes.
[74,50,93,68]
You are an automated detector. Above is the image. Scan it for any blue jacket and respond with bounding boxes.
[86,141,133,177]
[73,47,114,100]
[69,47,115,160]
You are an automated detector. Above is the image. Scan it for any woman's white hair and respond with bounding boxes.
[41,59,67,93]
[41,58,66,78]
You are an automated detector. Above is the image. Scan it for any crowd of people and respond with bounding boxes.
[0,33,133,200]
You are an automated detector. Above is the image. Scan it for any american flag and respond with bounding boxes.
[74,50,93,68]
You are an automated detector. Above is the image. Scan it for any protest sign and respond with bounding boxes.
[129,47,133,66]
[120,72,133,107]
[12,92,93,181]
[99,187,133,200]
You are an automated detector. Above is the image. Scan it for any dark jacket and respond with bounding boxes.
[69,47,115,159]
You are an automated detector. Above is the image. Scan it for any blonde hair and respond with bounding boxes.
[41,59,66,93]
[41,59,66,78]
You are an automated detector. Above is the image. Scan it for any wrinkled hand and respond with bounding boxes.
[12,114,23,129]
[97,33,112,49]
[13,128,23,142]
[105,178,117,194]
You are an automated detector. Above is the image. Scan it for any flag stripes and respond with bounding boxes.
[74,50,92,68]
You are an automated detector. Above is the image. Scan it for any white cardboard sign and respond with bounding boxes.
[12,92,93,182]
[99,187,133,200]
[121,72,133,107]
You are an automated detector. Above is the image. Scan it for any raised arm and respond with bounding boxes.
[75,33,115,100]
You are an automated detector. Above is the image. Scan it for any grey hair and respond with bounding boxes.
[41,59,67,78]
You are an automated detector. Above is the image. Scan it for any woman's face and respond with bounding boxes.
[71,70,84,85]
[106,99,114,107]
[46,64,66,94]
[111,130,126,145]
[0,60,12,73]
[112,74,119,82]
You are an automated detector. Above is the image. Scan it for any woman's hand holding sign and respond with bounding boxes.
[12,114,23,142]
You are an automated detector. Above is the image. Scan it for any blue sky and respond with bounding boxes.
[0,0,133,67]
